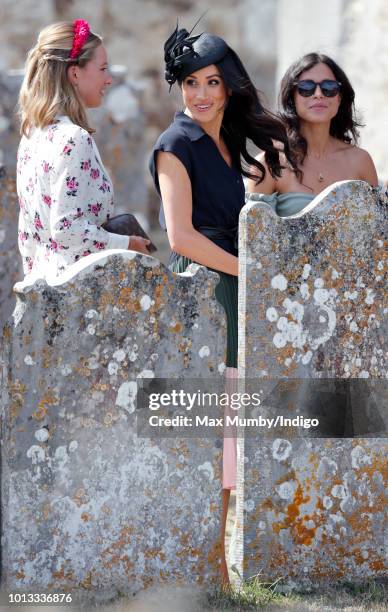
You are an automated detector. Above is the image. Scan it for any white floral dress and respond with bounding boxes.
[17,115,128,279]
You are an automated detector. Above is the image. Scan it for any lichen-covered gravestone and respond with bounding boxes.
[0,250,226,603]
[236,181,387,585]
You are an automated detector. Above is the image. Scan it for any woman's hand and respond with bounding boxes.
[128,236,151,254]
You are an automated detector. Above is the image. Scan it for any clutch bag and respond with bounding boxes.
[102,213,157,253]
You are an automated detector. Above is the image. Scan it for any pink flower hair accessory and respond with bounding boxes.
[69,19,90,59]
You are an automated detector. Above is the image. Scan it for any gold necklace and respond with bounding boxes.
[309,149,329,183]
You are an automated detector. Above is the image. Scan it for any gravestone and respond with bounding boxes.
[236,181,387,585]
[1,250,226,603]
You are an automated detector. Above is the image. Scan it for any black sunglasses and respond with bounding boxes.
[295,79,342,97]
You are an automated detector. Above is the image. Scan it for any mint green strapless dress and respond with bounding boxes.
[245,192,315,217]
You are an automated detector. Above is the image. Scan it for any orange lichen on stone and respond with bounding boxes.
[271,482,322,546]
[33,390,59,420]
[99,291,115,307]
[142,576,154,589]
[117,287,134,309]
[261,498,275,511]
[41,346,52,369]
[121,555,135,574]
[169,322,183,333]
[52,564,75,583]
[79,571,92,589]
[356,453,388,482]
[369,559,386,572]
[267,542,289,573]
[43,503,51,520]
[73,488,89,508]
[275,470,296,485]
[276,344,295,364]
[207,539,221,569]
[144,548,166,562]
[9,380,27,422]
[101,525,136,559]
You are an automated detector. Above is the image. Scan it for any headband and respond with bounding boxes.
[69,19,90,60]
[164,25,229,88]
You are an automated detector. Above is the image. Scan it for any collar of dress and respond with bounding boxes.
[173,111,206,142]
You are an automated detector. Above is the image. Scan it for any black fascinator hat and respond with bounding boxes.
[164,24,229,88]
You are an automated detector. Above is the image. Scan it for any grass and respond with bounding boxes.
[205,577,387,611]
[206,575,288,609]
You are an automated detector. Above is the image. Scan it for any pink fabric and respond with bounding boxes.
[222,366,238,490]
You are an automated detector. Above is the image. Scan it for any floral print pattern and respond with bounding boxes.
[17,115,128,278]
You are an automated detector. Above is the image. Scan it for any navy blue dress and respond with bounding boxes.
[149,111,245,367]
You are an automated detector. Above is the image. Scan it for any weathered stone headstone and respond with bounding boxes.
[1,250,226,603]
[236,181,387,585]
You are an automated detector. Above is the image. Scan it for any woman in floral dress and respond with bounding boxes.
[17,20,149,280]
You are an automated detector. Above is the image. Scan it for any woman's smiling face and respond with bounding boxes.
[68,44,112,108]
[181,64,228,125]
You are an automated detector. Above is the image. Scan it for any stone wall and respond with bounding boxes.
[236,181,387,585]
[341,0,388,182]
[0,250,226,602]
[0,169,21,330]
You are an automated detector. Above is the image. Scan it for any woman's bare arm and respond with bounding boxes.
[357,149,379,187]
[157,151,238,276]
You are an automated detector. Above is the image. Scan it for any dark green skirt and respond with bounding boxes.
[169,254,238,368]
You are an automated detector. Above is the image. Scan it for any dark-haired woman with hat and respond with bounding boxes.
[247,52,378,210]
[149,25,297,584]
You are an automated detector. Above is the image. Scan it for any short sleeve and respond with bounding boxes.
[149,131,192,196]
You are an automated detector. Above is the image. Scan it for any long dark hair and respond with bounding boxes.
[280,52,362,167]
[178,48,297,183]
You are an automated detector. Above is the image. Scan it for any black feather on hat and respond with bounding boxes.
[164,24,229,88]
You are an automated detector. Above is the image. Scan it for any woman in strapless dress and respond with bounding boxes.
[247,52,378,207]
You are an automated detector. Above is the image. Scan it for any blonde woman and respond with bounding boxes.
[17,20,149,280]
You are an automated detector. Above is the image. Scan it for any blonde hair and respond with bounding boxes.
[19,21,102,136]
